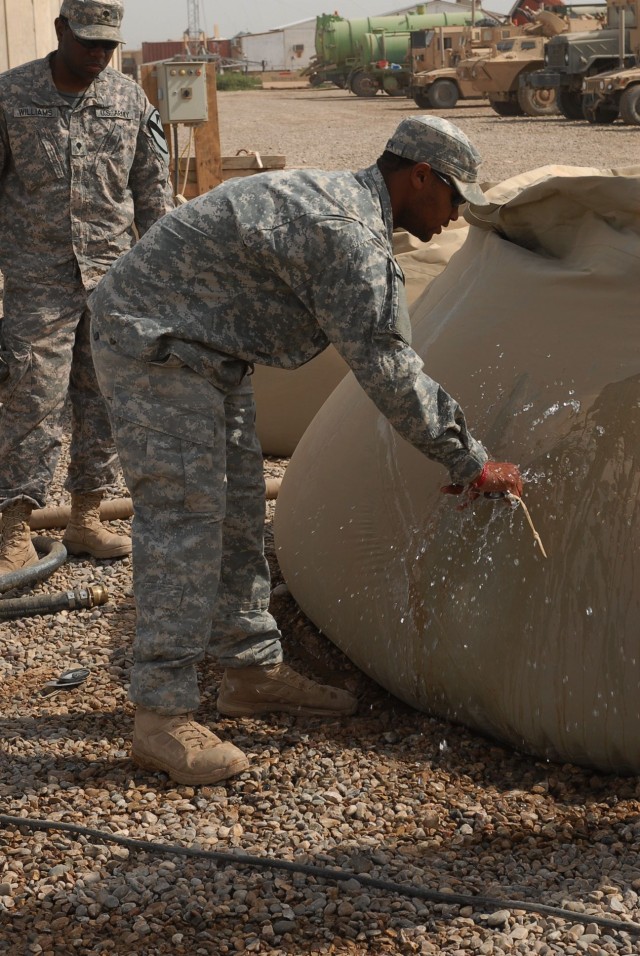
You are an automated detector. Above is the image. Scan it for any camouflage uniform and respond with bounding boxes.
[0,54,173,510]
[89,164,488,714]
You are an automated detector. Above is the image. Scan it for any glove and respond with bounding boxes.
[441,461,523,504]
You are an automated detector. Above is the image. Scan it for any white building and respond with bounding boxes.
[234,19,316,73]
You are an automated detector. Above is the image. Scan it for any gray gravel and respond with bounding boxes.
[2,87,640,955]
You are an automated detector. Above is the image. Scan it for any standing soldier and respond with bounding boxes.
[0,0,173,572]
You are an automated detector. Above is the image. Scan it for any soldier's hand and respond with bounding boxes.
[440,461,523,505]
[471,461,523,498]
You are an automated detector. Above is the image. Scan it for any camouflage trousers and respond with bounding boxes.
[0,273,119,509]
[91,336,283,715]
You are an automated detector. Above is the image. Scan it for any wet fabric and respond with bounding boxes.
[274,165,640,774]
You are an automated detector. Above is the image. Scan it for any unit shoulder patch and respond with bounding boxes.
[145,107,170,164]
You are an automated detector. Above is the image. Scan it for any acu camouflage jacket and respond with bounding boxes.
[90,164,487,482]
[0,54,173,289]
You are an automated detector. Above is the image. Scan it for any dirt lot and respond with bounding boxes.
[216,86,640,180]
[1,89,640,956]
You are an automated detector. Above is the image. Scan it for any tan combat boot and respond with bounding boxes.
[132,707,250,785]
[0,500,39,575]
[217,662,358,718]
[62,491,132,559]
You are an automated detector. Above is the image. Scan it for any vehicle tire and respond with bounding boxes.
[349,70,379,97]
[583,94,618,124]
[557,90,584,120]
[428,79,459,109]
[489,97,523,117]
[517,84,558,117]
[412,90,432,109]
[619,84,640,125]
[382,78,405,97]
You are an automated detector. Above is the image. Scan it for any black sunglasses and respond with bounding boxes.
[68,26,119,52]
[431,168,466,208]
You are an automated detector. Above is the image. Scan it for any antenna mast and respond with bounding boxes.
[184,0,207,56]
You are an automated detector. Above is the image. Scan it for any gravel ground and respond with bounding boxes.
[2,89,640,956]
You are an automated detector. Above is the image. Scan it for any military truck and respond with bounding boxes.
[581,2,640,122]
[522,2,625,119]
[407,24,499,108]
[304,11,473,90]
[461,28,556,116]
[345,17,508,97]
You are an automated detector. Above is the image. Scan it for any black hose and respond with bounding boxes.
[0,584,109,621]
[1,814,639,937]
[0,537,67,595]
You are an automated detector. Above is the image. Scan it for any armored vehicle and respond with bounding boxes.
[408,24,501,108]
[523,3,624,119]
[462,32,556,115]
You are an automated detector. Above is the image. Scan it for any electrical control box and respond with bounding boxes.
[156,60,208,124]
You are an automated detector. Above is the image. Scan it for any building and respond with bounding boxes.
[232,19,316,72]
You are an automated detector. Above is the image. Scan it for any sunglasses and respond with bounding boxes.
[431,168,466,208]
[68,27,119,52]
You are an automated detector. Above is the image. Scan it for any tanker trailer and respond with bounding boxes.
[350,31,414,96]
[305,11,473,89]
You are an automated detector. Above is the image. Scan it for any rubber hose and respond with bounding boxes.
[0,537,67,595]
[1,814,639,937]
[28,480,282,531]
[0,584,109,621]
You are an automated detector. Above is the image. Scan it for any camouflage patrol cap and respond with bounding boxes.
[59,0,124,43]
[385,115,489,206]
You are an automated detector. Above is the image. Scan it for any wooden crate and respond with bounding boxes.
[176,151,286,199]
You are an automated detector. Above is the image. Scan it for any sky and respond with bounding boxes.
[120,0,382,49]
[120,0,604,49]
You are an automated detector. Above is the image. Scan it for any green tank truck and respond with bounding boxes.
[581,0,640,123]
[304,11,473,91]
[521,2,622,120]
[408,24,514,109]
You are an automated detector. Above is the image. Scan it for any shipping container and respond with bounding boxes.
[141,38,232,63]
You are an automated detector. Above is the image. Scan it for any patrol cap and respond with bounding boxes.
[385,115,489,206]
[59,0,124,43]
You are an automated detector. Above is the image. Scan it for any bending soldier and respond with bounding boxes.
[89,115,523,786]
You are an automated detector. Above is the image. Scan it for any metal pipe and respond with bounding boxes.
[29,480,282,531]
[30,498,134,530]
